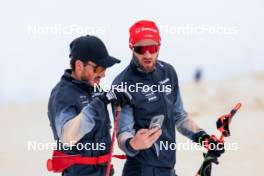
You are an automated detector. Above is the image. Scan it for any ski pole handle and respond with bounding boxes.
[196,103,242,176]
[219,103,242,142]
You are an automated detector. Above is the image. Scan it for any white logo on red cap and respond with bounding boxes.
[135,27,158,33]
[141,27,158,33]
[135,28,141,33]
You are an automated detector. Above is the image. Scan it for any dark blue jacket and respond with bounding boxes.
[48,69,111,176]
[113,59,201,170]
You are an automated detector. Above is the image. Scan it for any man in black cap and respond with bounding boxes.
[47,35,131,176]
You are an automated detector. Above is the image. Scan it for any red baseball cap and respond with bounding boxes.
[129,20,161,48]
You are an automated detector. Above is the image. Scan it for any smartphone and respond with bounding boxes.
[149,114,164,129]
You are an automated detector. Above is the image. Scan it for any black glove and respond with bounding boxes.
[194,132,225,157]
[100,89,132,106]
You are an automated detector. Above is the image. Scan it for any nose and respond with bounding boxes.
[143,50,151,58]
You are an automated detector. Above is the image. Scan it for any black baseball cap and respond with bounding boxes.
[69,35,120,68]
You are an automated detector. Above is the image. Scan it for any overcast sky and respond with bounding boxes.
[1,0,263,102]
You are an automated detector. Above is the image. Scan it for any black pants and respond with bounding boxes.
[122,159,177,176]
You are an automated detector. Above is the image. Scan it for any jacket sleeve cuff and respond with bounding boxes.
[118,132,139,157]
[125,138,139,154]
[193,130,209,144]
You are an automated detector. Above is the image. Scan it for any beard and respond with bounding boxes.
[133,54,158,73]
[80,71,94,86]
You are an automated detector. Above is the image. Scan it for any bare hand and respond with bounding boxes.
[129,128,162,150]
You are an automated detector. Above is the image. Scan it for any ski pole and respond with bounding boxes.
[196,103,242,176]
[106,106,121,176]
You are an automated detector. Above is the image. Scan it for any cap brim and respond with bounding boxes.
[95,56,121,68]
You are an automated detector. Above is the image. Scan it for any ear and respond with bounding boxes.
[75,59,84,72]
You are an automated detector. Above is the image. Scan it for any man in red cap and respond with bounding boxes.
[112,20,225,176]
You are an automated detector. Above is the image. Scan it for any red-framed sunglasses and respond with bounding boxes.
[133,45,160,55]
